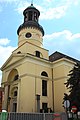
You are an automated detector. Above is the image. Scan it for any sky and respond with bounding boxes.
[0,0,80,84]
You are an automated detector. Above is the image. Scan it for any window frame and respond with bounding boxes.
[14,91,17,97]
[42,80,47,96]
[36,51,40,57]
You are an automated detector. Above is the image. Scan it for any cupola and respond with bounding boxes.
[17,4,44,47]
[23,3,40,23]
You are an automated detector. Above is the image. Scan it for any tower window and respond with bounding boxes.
[42,80,47,96]
[34,12,37,21]
[28,11,33,20]
[25,32,31,38]
[36,51,40,57]
[24,13,28,22]
[25,32,32,38]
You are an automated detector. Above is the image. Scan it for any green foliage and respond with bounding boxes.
[64,62,80,111]
[63,93,69,104]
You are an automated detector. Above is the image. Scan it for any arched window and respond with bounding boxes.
[34,12,37,21]
[17,51,21,54]
[35,51,40,58]
[14,91,17,97]
[11,87,18,97]
[14,74,19,81]
[28,11,33,20]
[42,80,47,96]
[8,69,19,82]
[41,71,48,77]
[41,71,48,96]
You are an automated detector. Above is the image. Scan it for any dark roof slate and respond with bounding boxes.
[49,51,80,63]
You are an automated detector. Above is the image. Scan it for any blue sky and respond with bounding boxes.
[0,0,80,83]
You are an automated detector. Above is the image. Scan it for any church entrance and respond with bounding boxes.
[12,103,17,112]
[7,69,19,112]
[11,88,18,112]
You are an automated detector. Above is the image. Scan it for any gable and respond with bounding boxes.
[1,53,25,70]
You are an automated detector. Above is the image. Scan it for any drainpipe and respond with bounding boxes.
[52,67,54,112]
[35,77,37,112]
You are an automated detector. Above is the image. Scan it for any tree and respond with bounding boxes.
[63,93,69,105]
[62,93,69,110]
[64,62,80,111]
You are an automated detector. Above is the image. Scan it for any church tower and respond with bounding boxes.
[1,3,52,112]
[17,3,44,47]
[15,3,48,59]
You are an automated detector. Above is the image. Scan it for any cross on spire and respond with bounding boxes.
[31,0,33,6]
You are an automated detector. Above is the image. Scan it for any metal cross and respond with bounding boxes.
[31,0,33,5]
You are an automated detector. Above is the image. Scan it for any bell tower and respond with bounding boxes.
[17,4,44,47]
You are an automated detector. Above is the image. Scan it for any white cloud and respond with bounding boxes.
[0,38,16,85]
[43,0,53,3]
[43,30,80,60]
[16,3,68,20]
[0,38,16,67]
[0,0,19,3]
[39,0,80,20]
[0,46,16,66]
[67,0,80,6]
[44,30,80,40]
[39,5,68,20]
[8,0,79,20]
[15,1,30,14]
[0,38,10,45]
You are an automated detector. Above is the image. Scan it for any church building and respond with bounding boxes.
[1,4,78,113]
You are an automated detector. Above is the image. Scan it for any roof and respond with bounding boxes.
[17,4,44,36]
[23,4,40,16]
[17,21,44,36]
[49,51,80,63]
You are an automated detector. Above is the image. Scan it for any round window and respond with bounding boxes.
[25,32,32,38]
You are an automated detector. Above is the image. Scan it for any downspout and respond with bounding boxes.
[52,67,54,112]
[35,77,37,112]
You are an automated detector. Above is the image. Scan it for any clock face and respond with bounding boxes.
[25,32,32,38]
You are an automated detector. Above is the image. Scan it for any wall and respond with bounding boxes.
[17,58,53,112]
[53,58,75,112]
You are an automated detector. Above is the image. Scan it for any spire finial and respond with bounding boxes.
[31,0,33,6]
